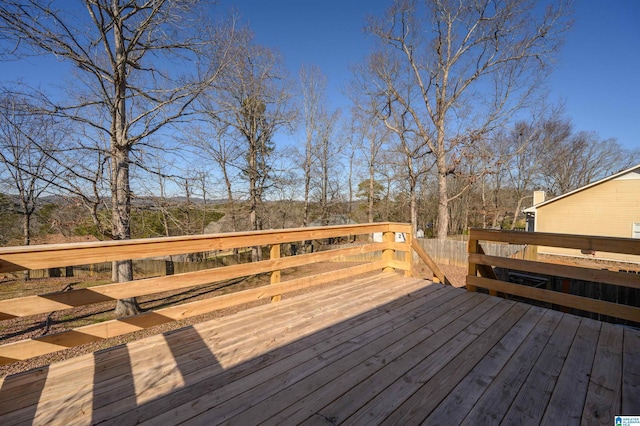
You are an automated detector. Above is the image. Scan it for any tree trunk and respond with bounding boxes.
[481,177,487,228]
[23,210,31,246]
[406,151,417,236]
[303,154,311,227]
[222,169,237,235]
[112,146,138,317]
[368,163,375,223]
[348,151,354,218]
[114,293,140,317]
[410,184,417,237]
[511,195,532,230]
[23,211,31,281]
[321,144,329,225]
[111,10,139,316]
[436,157,449,239]
[249,142,261,261]
[201,175,207,234]
[165,258,175,275]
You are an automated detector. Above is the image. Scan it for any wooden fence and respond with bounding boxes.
[416,238,531,267]
[0,222,442,366]
[467,228,640,324]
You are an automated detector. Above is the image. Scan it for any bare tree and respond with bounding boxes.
[347,80,391,224]
[0,96,58,279]
[193,170,210,235]
[342,124,357,220]
[312,109,342,225]
[352,57,431,233]
[263,159,299,230]
[137,155,178,238]
[365,0,572,238]
[209,30,294,260]
[495,112,555,229]
[539,119,640,195]
[50,132,114,242]
[0,0,236,315]
[471,110,639,230]
[381,94,434,235]
[188,124,242,232]
[298,64,325,227]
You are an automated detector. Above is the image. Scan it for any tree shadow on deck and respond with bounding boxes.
[0,365,50,424]
[0,322,226,425]
[94,282,445,425]
[90,325,224,425]
[1,277,634,425]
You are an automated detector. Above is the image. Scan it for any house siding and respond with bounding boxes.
[536,175,640,263]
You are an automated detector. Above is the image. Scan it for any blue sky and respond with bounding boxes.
[1,1,638,150]
[546,0,639,149]
[223,0,640,150]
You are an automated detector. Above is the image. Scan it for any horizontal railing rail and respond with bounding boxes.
[469,228,640,256]
[0,223,417,365]
[0,223,410,273]
[467,228,640,323]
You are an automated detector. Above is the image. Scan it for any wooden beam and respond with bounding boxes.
[411,239,452,286]
[0,223,396,273]
[387,259,410,271]
[404,231,413,278]
[469,253,640,290]
[0,242,393,320]
[270,244,281,302]
[469,228,640,256]
[466,275,640,323]
[387,223,412,234]
[476,245,498,280]
[382,231,395,273]
[0,261,387,365]
[467,237,479,292]
[476,244,498,296]
[391,242,410,252]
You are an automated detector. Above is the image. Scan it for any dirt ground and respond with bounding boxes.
[412,262,467,288]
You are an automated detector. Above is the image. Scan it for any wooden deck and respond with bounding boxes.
[0,272,638,425]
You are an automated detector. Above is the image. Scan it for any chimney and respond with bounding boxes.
[533,191,546,205]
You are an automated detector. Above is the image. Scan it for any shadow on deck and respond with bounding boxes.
[0,272,638,425]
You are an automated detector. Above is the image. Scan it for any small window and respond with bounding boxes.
[634,222,640,239]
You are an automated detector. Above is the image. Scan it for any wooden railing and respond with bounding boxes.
[0,222,432,365]
[467,228,640,323]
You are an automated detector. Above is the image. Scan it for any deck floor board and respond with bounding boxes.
[582,322,624,424]
[422,304,545,425]
[622,327,640,414]
[0,272,636,426]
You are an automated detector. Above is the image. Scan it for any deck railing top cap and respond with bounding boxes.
[0,222,411,255]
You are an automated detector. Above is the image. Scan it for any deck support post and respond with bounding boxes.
[404,231,413,277]
[382,230,395,272]
[270,244,281,302]
[467,237,478,292]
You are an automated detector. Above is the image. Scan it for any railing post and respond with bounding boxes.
[382,230,395,272]
[270,244,281,302]
[467,235,478,292]
[404,229,413,277]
